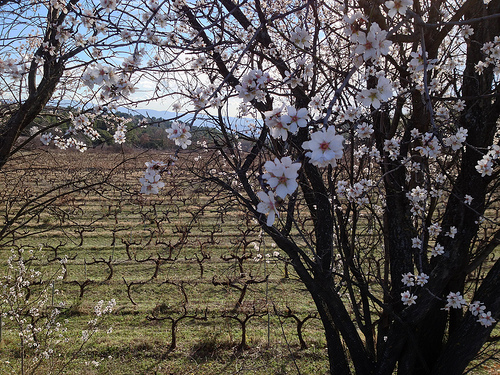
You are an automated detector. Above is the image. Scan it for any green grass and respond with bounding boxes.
[0,150,330,375]
[1,149,498,374]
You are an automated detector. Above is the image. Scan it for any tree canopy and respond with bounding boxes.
[1,0,500,373]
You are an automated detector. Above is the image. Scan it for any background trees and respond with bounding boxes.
[1,0,500,374]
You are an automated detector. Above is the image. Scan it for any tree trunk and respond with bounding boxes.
[0,62,64,169]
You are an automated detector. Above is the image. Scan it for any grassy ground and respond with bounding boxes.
[0,149,329,374]
[0,149,498,374]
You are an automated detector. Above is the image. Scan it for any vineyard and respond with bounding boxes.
[0,149,330,375]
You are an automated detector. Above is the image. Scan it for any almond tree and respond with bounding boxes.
[0,0,164,168]
[142,1,500,374]
[1,0,500,374]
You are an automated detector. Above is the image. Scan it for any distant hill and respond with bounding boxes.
[118,108,216,127]
[28,103,257,150]
[117,107,175,120]
[117,107,258,130]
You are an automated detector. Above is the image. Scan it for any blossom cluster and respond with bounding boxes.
[357,75,394,109]
[378,125,467,167]
[93,299,116,317]
[191,87,214,110]
[265,105,309,141]
[72,114,100,141]
[40,111,133,150]
[256,157,301,226]
[476,144,500,177]
[139,160,168,195]
[113,121,128,144]
[0,248,69,370]
[262,157,300,199]
[443,127,468,151]
[40,132,88,152]
[407,186,428,217]
[252,241,281,263]
[166,121,192,149]
[290,26,312,49]
[351,22,392,62]
[410,224,456,258]
[0,58,26,80]
[445,293,495,327]
[401,272,429,288]
[470,301,496,327]
[383,137,401,161]
[82,65,117,90]
[303,127,344,168]
[255,118,345,225]
[82,64,135,99]
[337,179,375,207]
[235,69,272,103]
[408,48,437,73]
[400,271,429,306]
[356,122,374,139]
[400,271,495,327]
[415,132,441,158]
[476,36,500,75]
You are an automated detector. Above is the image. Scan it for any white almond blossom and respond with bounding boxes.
[475,157,493,177]
[40,133,53,146]
[478,311,496,327]
[428,223,442,237]
[280,106,309,133]
[113,130,126,144]
[265,107,290,141]
[431,243,445,257]
[139,160,168,195]
[290,26,312,49]
[444,127,468,150]
[411,237,422,249]
[256,191,279,226]
[409,48,436,72]
[469,301,486,316]
[444,291,467,310]
[302,127,344,167]
[235,69,271,103]
[166,121,192,149]
[355,123,374,138]
[385,0,412,17]
[415,273,429,286]
[401,272,414,287]
[401,290,418,306]
[262,157,301,199]
[446,226,457,238]
[357,76,394,109]
[383,137,400,160]
[415,132,441,158]
[354,23,392,61]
